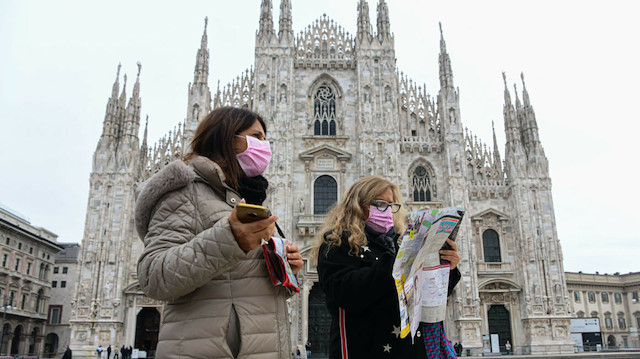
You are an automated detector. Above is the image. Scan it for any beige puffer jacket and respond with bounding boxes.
[135,156,292,359]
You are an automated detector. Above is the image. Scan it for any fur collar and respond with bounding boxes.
[134,156,237,240]
[134,159,195,240]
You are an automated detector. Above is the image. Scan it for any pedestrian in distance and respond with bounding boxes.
[135,107,303,358]
[62,345,72,359]
[314,176,461,359]
[305,340,311,358]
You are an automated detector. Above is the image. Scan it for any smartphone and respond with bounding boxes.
[236,203,270,223]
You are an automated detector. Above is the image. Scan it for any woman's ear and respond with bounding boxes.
[361,204,369,221]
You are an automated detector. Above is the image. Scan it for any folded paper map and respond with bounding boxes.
[392,208,465,340]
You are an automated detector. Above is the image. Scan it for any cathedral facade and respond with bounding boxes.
[70,1,575,356]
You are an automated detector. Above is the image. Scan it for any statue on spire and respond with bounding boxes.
[258,0,274,38]
[376,0,390,40]
[357,0,371,40]
[438,23,454,90]
[278,0,293,42]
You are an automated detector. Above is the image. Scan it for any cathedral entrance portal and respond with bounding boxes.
[308,284,330,358]
[487,305,512,353]
[135,307,160,358]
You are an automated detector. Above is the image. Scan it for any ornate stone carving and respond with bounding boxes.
[100,331,110,342]
[76,331,87,342]
[464,328,476,339]
[137,295,162,306]
[553,326,567,338]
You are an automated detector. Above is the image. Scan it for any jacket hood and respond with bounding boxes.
[134,159,195,240]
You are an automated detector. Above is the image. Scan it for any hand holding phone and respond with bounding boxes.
[229,201,277,252]
[236,203,270,223]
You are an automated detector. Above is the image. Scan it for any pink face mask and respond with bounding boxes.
[236,135,272,177]
[365,205,395,233]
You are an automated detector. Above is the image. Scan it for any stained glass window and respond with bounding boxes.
[411,166,432,201]
[314,175,337,214]
[483,229,501,262]
[314,85,337,135]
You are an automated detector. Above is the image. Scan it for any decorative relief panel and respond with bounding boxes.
[99,331,110,342]
[136,295,163,307]
[75,331,88,342]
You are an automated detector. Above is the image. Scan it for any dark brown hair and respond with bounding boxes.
[185,106,266,189]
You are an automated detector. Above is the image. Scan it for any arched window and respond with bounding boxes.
[588,292,596,303]
[2,323,9,346]
[29,328,39,354]
[35,289,44,313]
[605,313,613,329]
[614,293,622,303]
[618,313,626,329]
[314,175,337,214]
[411,166,432,202]
[313,85,337,136]
[576,311,585,318]
[602,292,609,303]
[482,229,501,262]
[574,291,581,302]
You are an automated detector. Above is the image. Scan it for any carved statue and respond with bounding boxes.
[90,300,99,319]
[299,197,305,213]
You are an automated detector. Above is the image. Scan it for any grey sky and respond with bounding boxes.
[0,0,638,274]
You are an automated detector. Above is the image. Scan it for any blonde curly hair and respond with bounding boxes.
[311,176,406,261]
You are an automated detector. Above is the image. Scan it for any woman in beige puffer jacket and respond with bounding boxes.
[135,107,302,359]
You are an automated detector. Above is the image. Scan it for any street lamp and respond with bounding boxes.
[0,296,18,355]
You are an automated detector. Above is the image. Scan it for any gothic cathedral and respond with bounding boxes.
[70,0,574,356]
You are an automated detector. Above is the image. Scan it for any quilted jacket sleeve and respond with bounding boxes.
[137,187,246,301]
[317,242,395,315]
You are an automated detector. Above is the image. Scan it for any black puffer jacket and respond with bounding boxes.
[317,225,460,359]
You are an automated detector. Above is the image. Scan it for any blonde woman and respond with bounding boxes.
[315,176,461,359]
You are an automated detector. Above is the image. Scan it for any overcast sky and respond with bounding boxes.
[1,0,638,274]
